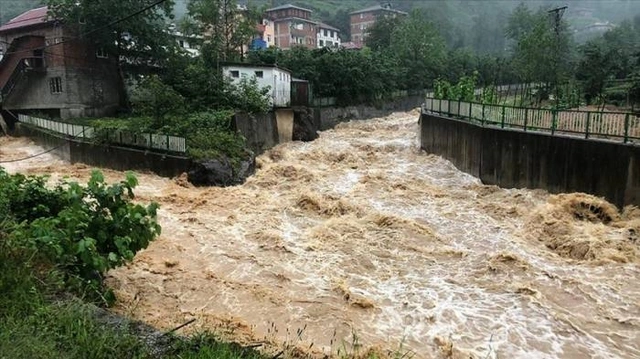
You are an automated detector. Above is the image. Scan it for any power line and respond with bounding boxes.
[3,0,170,57]
[0,127,88,164]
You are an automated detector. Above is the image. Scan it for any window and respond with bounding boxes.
[319,40,324,46]
[323,29,328,37]
[179,40,185,48]
[49,77,63,94]
[96,48,108,58]
[255,70,263,78]
[267,35,272,42]
[230,70,239,78]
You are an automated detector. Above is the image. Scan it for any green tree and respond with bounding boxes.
[183,0,257,64]
[390,10,446,90]
[46,0,176,75]
[130,74,186,127]
[506,5,574,103]
[576,40,613,104]
[365,15,402,51]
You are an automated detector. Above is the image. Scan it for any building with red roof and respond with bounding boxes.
[0,6,121,120]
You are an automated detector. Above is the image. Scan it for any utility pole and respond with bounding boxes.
[548,6,567,109]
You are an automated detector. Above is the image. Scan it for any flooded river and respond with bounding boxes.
[1,110,639,358]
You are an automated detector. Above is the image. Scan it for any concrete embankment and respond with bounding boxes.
[420,111,640,207]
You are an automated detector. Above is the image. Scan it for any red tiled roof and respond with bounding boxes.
[0,6,51,33]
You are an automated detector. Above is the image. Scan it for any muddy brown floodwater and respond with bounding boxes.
[1,110,640,358]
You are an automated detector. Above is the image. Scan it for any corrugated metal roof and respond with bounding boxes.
[0,6,51,33]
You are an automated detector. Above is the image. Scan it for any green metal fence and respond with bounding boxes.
[423,97,640,143]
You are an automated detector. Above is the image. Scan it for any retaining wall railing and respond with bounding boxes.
[18,114,187,153]
[423,97,640,143]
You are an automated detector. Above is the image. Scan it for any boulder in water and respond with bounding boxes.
[187,152,255,186]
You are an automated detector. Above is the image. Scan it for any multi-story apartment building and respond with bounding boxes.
[264,4,317,50]
[350,2,407,46]
[316,23,341,48]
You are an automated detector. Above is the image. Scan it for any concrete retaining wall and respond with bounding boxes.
[314,95,424,130]
[420,112,640,207]
[15,124,191,177]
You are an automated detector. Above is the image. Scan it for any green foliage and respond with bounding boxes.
[577,40,614,104]
[131,75,186,127]
[365,16,402,51]
[0,168,160,303]
[46,0,177,75]
[182,0,255,62]
[178,111,248,163]
[390,10,447,90]
[249,47,403,105]
[506,5,575,86]
[480,85,498,105]
[433,72,478,101]
[225,77,272,114]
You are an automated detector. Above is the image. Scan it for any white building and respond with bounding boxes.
[316,23,341,48]
[168,24,201,57]
[222,64,291,107]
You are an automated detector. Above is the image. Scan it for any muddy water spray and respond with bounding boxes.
[2,111,639,358]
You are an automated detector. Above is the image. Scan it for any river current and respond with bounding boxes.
[1,110,639,358]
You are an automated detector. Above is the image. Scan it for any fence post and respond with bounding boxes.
[468,101,472,120]
[585,112,591,139]
[501,105,505,128]
[166,135,170,151]
[481,103,485,126]
[624,113,630,143]
[149,133,152,148]
[439,98,442,113]
[524,108,528,132]
[551,110,557,135]
[457,100,461,118]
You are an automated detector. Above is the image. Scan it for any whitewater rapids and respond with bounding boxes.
[1,110,639,358]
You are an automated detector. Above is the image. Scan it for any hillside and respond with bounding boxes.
[0,0,43,24]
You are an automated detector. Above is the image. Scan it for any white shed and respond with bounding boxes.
[221,64,291,108]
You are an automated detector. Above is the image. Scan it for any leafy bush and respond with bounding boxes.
[0,168,160,303]
[179,112,248,163]
[130,74,187,127]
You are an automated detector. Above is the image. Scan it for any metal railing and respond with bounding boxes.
[18,114,187,153]
[423,97,640,143]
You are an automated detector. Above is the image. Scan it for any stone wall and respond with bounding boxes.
[420,112,640,207]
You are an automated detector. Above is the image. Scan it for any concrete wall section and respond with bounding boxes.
[233,112,279,153]
[314,95,424,130]
[420,112,640,207]
[275,108,294,143]
[16,124,191,177]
